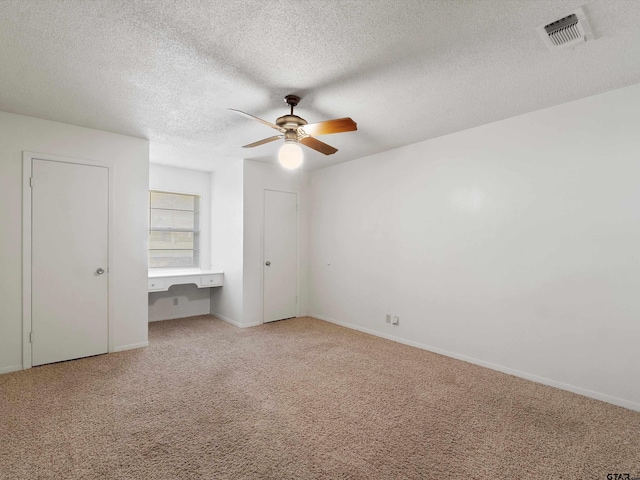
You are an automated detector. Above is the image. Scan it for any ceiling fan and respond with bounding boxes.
[230,94,357,168]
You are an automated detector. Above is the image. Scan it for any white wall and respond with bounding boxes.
[148,284,211,322]
[0,111,149,373]
[209,159,308,327]
[210,160,244,325]
[308,82,640,411]
[242,160,308,327]
[148,164,212,321]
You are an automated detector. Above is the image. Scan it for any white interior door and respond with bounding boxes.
[31,159,109,366]
[263,190,297,323]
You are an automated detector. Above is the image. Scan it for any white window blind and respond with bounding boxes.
[149,191,200,268]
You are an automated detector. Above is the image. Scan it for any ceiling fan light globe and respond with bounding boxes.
[278,142,303,169]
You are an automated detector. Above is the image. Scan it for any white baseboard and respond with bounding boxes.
[212,312,241,327]
[243,322,263,328]
[310,313,640,413]
[212,312,263,328]
[0,364,23,375]
[113,341,149,353]
[148,310,211,322]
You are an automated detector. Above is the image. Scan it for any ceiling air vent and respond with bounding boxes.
[537,7,594,50]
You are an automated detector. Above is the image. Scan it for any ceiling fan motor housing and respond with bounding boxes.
[276,114,308,142]
[276,115,307,128]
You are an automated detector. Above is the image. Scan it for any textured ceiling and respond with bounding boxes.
[1,0,640,171]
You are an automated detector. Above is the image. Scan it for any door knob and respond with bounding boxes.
[96,268,105,275]
[265,261,271,266]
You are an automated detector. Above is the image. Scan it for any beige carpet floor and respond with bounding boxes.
[1,315,639,479]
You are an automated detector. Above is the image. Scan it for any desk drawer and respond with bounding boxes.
[200,274,223,287]
[148,278,166,291]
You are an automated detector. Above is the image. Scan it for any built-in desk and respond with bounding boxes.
[148,269,224,292]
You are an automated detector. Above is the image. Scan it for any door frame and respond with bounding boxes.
[22,151,115,369]
[262,188,300,324]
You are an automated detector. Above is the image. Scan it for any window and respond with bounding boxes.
[149,191,200,268]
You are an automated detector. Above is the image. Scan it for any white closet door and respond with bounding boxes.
[31,159,109,366]
[263,190,297,323]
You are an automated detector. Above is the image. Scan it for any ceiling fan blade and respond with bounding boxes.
[229,108,285,132]
[301,117,357,136]
[242,135,283,148]
[299,136,338,155]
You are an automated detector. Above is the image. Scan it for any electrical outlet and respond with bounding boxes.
[386,314,391,323]
[173,298,178,306]
[392,316,399,326]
